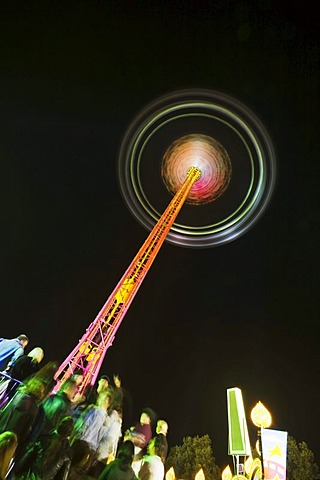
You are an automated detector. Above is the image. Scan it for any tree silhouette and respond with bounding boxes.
[287,435,320,480]
[166,435,220,480]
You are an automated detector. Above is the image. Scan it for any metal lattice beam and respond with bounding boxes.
[55,167,201,393]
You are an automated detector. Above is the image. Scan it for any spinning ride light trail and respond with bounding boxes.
[118,89,277,247]
[55,89,276,392]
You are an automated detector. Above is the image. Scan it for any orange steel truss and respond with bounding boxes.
[54,166,201,393]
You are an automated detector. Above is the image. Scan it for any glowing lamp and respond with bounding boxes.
[251,401,272,428]
[195,468,205,480]
[165,467,176,480]
[221,465,233,480]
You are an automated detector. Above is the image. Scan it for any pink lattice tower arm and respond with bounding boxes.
[54,166,201,393]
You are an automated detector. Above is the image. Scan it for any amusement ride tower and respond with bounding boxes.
[55,166,201,393]
[54,89,276,393]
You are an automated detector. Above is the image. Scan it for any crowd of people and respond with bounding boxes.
[0,334,169,480]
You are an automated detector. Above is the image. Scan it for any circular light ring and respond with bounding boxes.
[118,89,277,248]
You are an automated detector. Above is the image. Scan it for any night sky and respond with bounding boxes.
[1,0,319,469]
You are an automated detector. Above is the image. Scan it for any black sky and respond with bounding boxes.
[1,0,319,469]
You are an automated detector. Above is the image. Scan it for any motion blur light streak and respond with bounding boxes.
[161,134,232,205]
[118,89,277,248]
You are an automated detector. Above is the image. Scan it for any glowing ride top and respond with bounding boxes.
[162,134,231,205]
[54,165,201,393]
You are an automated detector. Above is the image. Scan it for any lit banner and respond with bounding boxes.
[261,428,288,480]
[227,387,251,456]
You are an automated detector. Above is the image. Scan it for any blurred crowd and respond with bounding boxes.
[0,334,169,480]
